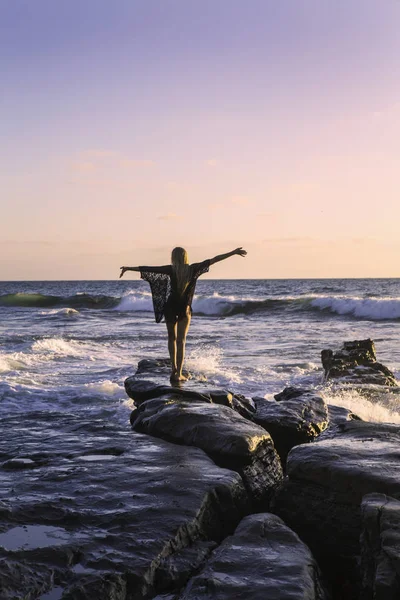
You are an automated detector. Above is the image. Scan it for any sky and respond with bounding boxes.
[1,0,400,279]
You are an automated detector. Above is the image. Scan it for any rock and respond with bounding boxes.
[321,339,397,387]
[136,358,193,379]
[124,378,209,405]
[273,420,400,593]
[179,513,330,600]
[131,397,283,507]
[0,412,248,599]
[361,493,400,600]
[125,377,255,420]
[327,404,361,426]
[0,559,54,599]
[253,387,328,463]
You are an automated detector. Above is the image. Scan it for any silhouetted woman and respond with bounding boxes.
[120,247,247,381]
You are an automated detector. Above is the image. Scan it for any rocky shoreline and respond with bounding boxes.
[1,339,399,599]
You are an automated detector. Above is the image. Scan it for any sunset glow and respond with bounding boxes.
[2,1,400,279]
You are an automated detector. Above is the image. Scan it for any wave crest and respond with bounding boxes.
[2,291,400,321]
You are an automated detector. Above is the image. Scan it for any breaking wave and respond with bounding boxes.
[1,291,400,321]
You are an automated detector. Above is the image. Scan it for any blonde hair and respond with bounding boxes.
[171,247,190,295]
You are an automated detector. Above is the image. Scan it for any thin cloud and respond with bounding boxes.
[120,159,155,168]
[231,196,250,206]
[157,213,183,221]
[72,161,97,174]
[82,149,118,159]
[206,159,218,167]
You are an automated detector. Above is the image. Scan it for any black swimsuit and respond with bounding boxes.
[139,260,210,323]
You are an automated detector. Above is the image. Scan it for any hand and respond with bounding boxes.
[119,267,127,278]
[234,247,247,257]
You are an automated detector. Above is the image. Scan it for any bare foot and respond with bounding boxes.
[170,370,179,382]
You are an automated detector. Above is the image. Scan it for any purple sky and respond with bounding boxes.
[2,1,400,279]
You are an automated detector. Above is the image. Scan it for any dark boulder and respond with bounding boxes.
[361,493,400,600]
[327,404,361,426]
[253,387,328,463]
[179,513,330,600]
[0,412,248,600]
[273,420,400,591]
[125,377,255,419]
[321,339,397,387]
[131,397,283,507]
[0,560,54,600]
[124,378,209,405]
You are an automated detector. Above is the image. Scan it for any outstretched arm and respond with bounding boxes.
[119,266,140,278]
[209,247,247,266]
[119,265,171,278]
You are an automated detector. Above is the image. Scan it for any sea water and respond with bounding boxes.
[1,279,400,425]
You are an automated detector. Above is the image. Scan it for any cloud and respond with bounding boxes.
[120,159,155,168]
[82,150,118,159]
[69,151,155,176]
[0,240,56,246]
[206,159,218,167]
[157,213,183,221]
[207,202,224,211]
[72,161,98,174]
[231,196,250,206]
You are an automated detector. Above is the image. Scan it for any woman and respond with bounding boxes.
[120,246,247,381]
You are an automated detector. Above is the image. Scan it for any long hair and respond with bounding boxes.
[171,247,190,295]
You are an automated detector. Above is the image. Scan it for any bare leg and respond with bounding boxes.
[176,312,191,381]
[166,321,177,378]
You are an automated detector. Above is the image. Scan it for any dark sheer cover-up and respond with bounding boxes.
[140,260,210,323]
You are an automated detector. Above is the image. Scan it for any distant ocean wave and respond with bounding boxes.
[2,291,400,321]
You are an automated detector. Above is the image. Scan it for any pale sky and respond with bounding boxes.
[1,0,400,279]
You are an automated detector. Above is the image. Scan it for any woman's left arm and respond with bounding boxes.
[209,247,247,266]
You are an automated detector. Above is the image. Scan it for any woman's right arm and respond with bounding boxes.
[119,266,140,278]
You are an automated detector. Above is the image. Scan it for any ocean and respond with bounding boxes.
[1,278,400,425]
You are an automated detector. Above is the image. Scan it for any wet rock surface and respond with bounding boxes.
[179,513,330,600]
[131,397,283,507]
[361,493,400,600]
[273,420,400,593]
[135,358,194,380]
[0,412,248,599]
[125,376,256,420]
[327,404,361,426]
[4,341,399,600]
[253,387,328,462]
[321,339,398,387]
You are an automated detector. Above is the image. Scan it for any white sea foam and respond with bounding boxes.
[39,308,79,316]
[0,351,53,372]
[192,293,244,315]
[324,387,400,424]
[83,380,124,397]
[115,291,153,312]
[32,338,84,357]
[310,296,400,320]
[185,345,243,384]
[115,290,258,315]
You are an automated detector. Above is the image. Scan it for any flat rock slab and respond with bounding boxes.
[321,339,397,387]
[0,412,248,599]
[253,387,328,463]
[125,377,256,420]
[131,398,283,506]
[274,421,400,564]
[361,493,400,600]
[179,513,329,600]
[135,358,195,380]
